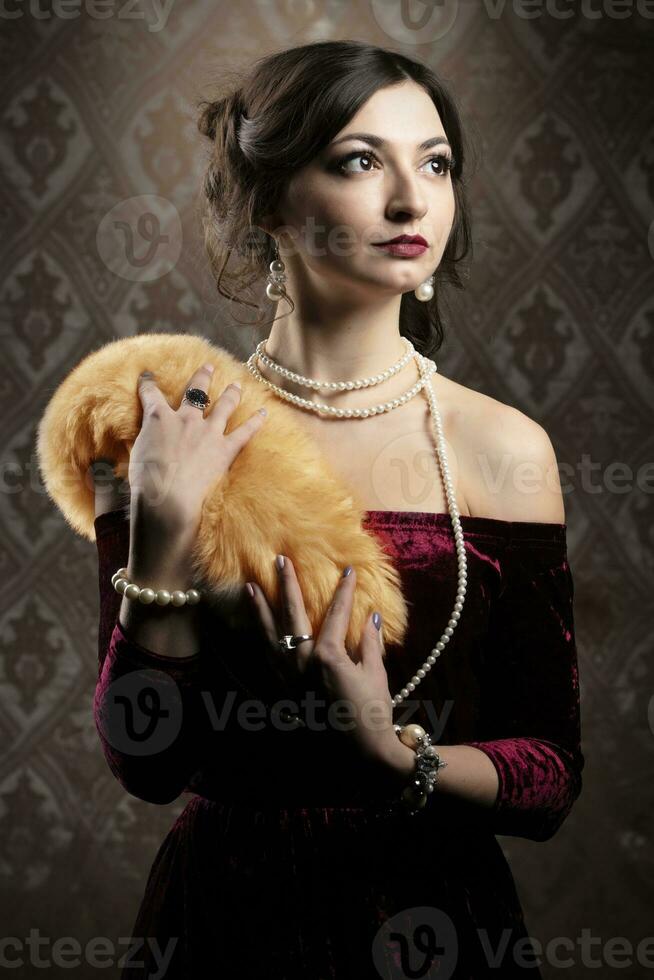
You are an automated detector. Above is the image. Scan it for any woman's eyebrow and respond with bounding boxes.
[329,132,451,151]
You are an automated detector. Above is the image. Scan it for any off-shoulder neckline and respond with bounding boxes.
[94,507,567,544]
[362,509,567,542]
[364,508,564,526]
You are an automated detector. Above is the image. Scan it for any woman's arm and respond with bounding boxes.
[93,505,209,805]
[460,535,584,842]
[381,535,583,840]
[91,461,204,661]
[117,496,206,661]
[378,740,500,808]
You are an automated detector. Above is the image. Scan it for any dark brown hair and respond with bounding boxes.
[197,40,474,358]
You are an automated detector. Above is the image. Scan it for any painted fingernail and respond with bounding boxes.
[140,370,153,379]
[257,407,267,416]
[342,565,353,578]
[275,554,285,571]
[373,611,382,630]
[245,583,255,599]
[230,381,241,390]
[203,363,215,374]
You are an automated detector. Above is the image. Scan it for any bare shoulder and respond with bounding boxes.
[441,376,566,524]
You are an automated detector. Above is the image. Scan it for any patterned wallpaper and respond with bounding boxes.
[2,2,653,977]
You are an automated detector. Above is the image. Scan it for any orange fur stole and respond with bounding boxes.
[36,333,409,652]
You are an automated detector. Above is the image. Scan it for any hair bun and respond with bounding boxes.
[198,92,247,146]
[198,99,223,141]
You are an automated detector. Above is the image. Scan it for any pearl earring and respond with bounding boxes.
[266,242,287,302]
[414,274,435,302]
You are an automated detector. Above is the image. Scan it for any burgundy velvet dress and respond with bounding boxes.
[94,507,584,979]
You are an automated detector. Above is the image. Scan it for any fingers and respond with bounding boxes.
[246,557,382,711]
[246,555,314,695]
[139,362,268,449]
[194,364,269,450]
[207,377,268,444]
[137,370,170,417]
[222,406,268,458]
[357,610,385,670]
[315,564,357,661]
[176,363,215,419]
[274,555,313,670]
[246,582,289,687]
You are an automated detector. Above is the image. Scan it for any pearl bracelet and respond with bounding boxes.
[111,567,203,607]
[381,723,448,818]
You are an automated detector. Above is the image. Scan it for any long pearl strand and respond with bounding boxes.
[246,338,468,709]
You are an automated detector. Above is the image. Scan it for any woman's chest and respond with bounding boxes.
[295,399,473,516]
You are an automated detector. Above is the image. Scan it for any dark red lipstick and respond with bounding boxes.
[372,234,428,257]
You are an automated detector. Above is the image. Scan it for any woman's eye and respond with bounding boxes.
[335,152,379,174]
[424,153,454,176]
[335,151,454,177]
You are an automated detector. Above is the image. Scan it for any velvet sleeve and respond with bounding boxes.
[460,525,584,842]
[93,510,207,805]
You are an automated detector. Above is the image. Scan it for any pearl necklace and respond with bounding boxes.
[246,337,468,710]
[246,337,437,418]
[254,335,415,392]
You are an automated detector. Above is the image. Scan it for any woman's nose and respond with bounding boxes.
[385,173,428,219]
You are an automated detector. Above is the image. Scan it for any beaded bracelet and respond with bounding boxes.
[378,723,448,818]
[111,567,203,607]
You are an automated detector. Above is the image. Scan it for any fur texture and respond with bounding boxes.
[36,333,409,652]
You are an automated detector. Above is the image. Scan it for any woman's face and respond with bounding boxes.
[271,80,457,299]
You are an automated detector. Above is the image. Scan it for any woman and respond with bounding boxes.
[93,40,584,978]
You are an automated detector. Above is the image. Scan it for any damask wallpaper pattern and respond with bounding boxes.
[1,2,653,978]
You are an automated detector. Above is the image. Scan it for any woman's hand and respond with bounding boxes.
[128,363,267,554]
[246,557,399,767]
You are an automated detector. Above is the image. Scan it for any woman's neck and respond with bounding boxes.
[261,316,416,408]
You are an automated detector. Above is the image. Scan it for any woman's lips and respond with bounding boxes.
[372,242,428,257]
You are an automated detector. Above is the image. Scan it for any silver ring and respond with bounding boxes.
[183,387,211,410]
[278,634,313,652]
